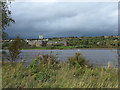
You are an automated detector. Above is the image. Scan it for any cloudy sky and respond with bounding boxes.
[6,2,118,39]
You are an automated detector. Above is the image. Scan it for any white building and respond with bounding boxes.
[43,39,49,41]
[39,34,43,39]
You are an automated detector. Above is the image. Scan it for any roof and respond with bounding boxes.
[58,41,69,44]
[47,41,56,44]
[47,41,69,44]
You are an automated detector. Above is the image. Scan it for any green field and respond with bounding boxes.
[23,46,117,50]
[23,46,75,50]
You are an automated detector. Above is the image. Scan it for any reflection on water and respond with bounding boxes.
[2,49,118,66]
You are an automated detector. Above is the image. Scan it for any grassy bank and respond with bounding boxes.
[2,53,118,88]
[22,46,117,50]
[3,45,118,50]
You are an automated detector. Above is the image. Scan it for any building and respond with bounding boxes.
[104,36,109,38]
[39,34,43,39]
[28,40,47,47]
[35,41,43,47]
[47,41,69,46]
[47,41,56,45]
[58,41,69,46]
[113,36,119,38]
[43,39,49,41]
[24,39,30,43]
[29,40,36,46]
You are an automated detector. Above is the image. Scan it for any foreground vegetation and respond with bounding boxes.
[2,53,118,88]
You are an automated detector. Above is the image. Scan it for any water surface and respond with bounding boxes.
[2,49,118,66]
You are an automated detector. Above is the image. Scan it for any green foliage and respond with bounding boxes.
[21,40,30,48]
[2,41,9,48]
[3,36,119,50]
[2,52,118,88]
[1,2,15,29]
[8,36,23,62]
[26,53,59,82]
[47,36,118,49]
[2,60,118,88]
[1,2,15,39]
[68,53,89,68]
[52,43,64,46]
[81,36,85,38]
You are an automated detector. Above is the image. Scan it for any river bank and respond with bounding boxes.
[23,48,117,50]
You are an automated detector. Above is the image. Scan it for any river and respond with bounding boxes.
[2,49,118,67]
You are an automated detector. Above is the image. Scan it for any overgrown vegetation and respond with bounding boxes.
[2,53,118,88]
[8,36,23,62]
[67,53,89,68]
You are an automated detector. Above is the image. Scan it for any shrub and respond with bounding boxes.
[67,53,89,68]
[8,36,23,62]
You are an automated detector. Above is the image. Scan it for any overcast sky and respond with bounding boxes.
[6,2,118,39]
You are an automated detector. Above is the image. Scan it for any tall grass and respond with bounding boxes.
[2,53,118,88]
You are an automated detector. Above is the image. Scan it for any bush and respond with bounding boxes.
[8,36,23,62]
[67,53,89,68]
[28,53,59,71]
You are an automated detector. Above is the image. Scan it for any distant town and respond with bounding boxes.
[2,34,119,49]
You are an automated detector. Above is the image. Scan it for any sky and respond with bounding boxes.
[6,2,118,39]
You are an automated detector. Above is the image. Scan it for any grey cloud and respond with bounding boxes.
[7,2,118,39]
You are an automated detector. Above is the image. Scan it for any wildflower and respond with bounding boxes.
[85,65,88,68]
[32,52,35,60]
[48,57,51,65]
[99,68,101,72]
[39,55,43,60]
[108,61,112,68]
[41,50,44,56]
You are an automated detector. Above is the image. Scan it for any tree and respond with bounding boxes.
[81,36,85,39]
[68,53,89,67]
[8,36,23,62]
[0,2,15,39]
